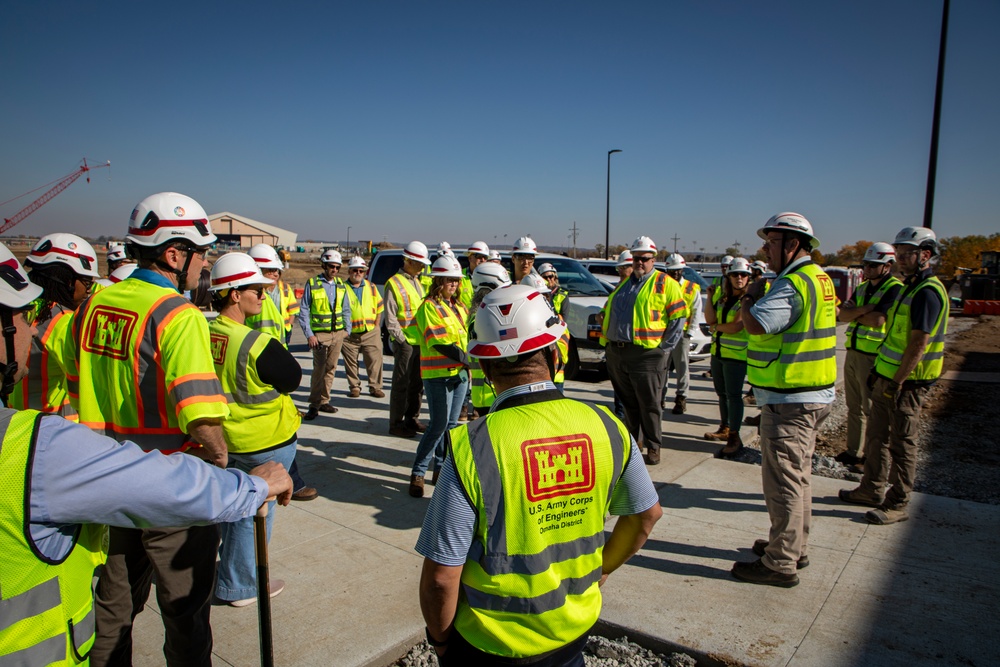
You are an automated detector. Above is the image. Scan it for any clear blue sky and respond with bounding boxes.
[3,1,998,255]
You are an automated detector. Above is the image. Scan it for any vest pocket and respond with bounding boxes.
[68,602,96,662]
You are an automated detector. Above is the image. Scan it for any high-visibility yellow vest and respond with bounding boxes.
[208,315,300,453]
[385,272,425,345]
[0,409,106,666]
[277,279,300,334]
[553,324,571,383]
[551,288,568,316]
[845,276,903,355]
[599,271,686,348]
[67,277,229,452]
[306,276,345,333]
[459,273,473,310]
[417,297,468,379]
[712,296,748,362]
[468,310,495,410]
[449,398,630,657]
[746,262,837,392]
[874,275,948,382]
[10,304,78,421]
[345,280,384,334]
[677,278,700,331]
[419,270,432,294]
[246,293,284,344]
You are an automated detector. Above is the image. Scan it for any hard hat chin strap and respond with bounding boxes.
[0,308,19,407]
[154,248,196,294]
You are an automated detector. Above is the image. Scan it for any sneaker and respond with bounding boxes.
[866,503,909,525]
[752,540,809,569]
[348,387,361,398]
[291,487,318,502]
[318,403,338,414]
[731,559,799,588]
[302,406,319,421]
[404,419,426,434]
[838,487,884,508]
[369,388,385,398]
[672,397,686,415]
[228,579,286,607]
[704,426,730,442]
[408,475,425,498]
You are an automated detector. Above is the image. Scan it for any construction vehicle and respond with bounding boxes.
[275,246,292,264]
[958,250,1000,301]
[1,159,110,234]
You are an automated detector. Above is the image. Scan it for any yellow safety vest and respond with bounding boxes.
[208,315,300,453]
[449,397,629,657]
[551,288,568,317]
[468,310,495,410]
[0,410,106,666]
[553,324,571,384]
[874,274,948,382]
[246,293,284,344]
[746,262,837,392]
[385,272,425,345]
[712,296,748,362]
[845,276,903,355]
[417,298,468,379]
[459,273,473,311]
[599,271,686,348]
[277,279,300,334]
[10,304,78,421]
[67,276,229,452]
[346,280,384,334]
[677,278,700,331]
[306,276,345,333]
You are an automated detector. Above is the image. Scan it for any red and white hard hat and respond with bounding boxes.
[109,264,138,283]
[403,241,432,265]
[469,285,567,359]
[616,249,633,266]
[892,227,938,256]
[209,252,274,292]
[664,253,686,271]
[488,250,502,261]
[0,243,43,308]
[126,192,217,248]
[248,244,284,270]
[466,241,490,257]
[520,273,550,294]
[630,236,657,254]
[751,260,768,273]
[348,255,368,270]
[321,249,343,265]
[863,242,896,264]
[727,258,752,275]
[107,242,128,264]
[429,256,463,279]
[721,255,734,267]
[536,263,557,277]
[26,233,100,278]
[757,212,820,250]
[512,236,538,255]
[472,263,511,291]
[437,241,452,254]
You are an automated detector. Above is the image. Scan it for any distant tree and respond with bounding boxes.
[938,233,1000,276]
[594,243,605,258]
[609,244,627,259]
[752,248,768,263]
[832,240,873,266]
[725,246,740,257]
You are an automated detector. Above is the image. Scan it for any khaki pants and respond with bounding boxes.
[308,329,346,407]
[843,349,877,458]
[858,376,931,507]
[759,402,831,575]
[342,327,384,392]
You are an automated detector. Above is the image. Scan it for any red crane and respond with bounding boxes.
[1,159,111,234]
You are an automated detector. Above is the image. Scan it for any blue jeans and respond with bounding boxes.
[412,372,468,477]
[215,441,297,602]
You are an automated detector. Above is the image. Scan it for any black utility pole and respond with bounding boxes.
[923,0,950,230]
[605,149,622,259]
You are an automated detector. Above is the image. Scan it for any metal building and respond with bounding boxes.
[208,212,298,249]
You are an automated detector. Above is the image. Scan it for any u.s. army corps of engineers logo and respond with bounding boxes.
[82,306,138,360]
[521,434,595,502]
[210,334,228,366]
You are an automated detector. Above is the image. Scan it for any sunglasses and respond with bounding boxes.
[238,286,265,298]
[349,268,365,273]
[633,256,655,264]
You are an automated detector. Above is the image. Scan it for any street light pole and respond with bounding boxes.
[605,149,622,260]
[347,226,352,252]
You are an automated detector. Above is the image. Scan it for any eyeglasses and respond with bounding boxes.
[542,274,557,280]
[513,254,534,262]
[633,256,655,264]
[323,263,341,270]
[349,268,365,273]
[238,286,265,298]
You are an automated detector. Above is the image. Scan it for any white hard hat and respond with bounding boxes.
[536,263,557,276]
[472,262,512,291]
[348,255,367,269]
[630,236,657,254]
[0,243,43,308]
[488,250,502,261]
[437,241,452,254]
[107,242,128,264]
[469,285,566,359]
[26,233,100,278]
[757,212,820,250]
[727,258,752,275]
[751,260,768,272]
[209,252,274,292]
[467,241,490,257]
[863,242,896,264]
[520,273,550,294]
[892,227,938,256]
[616,249,633,266]
[403,241,432,265]
[109,263,138,283]
[126,192,217,248]
[248,244,284,270]
[321,249,343,265]
[512,236,538,255]
[664,253,686,271]
[429,256,463,279]
[721,255,734,267]
[439,248,456,258]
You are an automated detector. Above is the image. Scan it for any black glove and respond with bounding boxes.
[882,380,902,403]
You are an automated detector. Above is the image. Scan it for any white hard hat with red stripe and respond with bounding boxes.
[126,192,216,248]
[209,253,274,292]
[520,273,550,294]
[109,264,138,283]
[472,263,511,291]
[630,236,657,254]
[863,242,896,264]
[727,257,752,275]
[403,241,431,265]
[248,244,284,270]
[321,249,343,265]
[892,227,938,256]
[616,250,633,266]
[26,233,100,278]
[0,243,43,309]
[512,236,538,255]
[664,253,686,271]
[721,255,734,267]
[429,256,463,279]
[467,241,490,257]
[107,242,128,264]
[348,256,367,269]
[469,285,566,359]
[757,212,821,250]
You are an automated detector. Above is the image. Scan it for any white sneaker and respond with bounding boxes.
[228,579,286,607]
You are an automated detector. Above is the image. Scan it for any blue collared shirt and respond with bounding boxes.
[297,275,352,338]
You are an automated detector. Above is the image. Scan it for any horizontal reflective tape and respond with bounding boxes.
[880,347,904,362]
[170,378,224,405]
[0,577,61,630]
[923,351,945,361]
[224,389,280,405]
[470,378,486,387]
[424,326,448,336]
[468,532,605,576]
[463,566,603,615]
[747,350,779,362]
[719,338,748,348]
[782,327,836,343]
[780,348,835,363]
[70,605,96,654]
[665,301,685,314]
[252,319,279,330]
[0,632,66,667]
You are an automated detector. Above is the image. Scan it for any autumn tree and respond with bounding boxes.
[938,233,1000,276]
[832,240,874,266]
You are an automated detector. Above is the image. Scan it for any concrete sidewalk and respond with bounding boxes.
[129,337,999,666]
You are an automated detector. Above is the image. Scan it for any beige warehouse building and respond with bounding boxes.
[208,212,298,249]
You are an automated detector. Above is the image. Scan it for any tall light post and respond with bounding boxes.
[605,149,622,259]
[346,226,352,252]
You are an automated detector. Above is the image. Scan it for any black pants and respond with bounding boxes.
[439,630,587,667]
[606,343,668,453]
[389,340,423,425]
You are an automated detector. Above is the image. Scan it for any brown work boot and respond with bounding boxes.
[405,418,426,433]
[643,448,661,465]
[369,387,385,398]
[731,559,799,588]
[408,475,425,498]
[389,423,417,438]
[704,425,729,441]
[752,539,809,569]
[744,414,761,427]
[838,487,884,508]
[672,396,686,414]
[348,387,361,398]
[716,431,744,459]
[866,503,909,525]
[458,405,469,421]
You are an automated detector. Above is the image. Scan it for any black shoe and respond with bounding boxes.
[672,397,686,415]
[731,559,799,588]
[404,419,426,434]
[318,403,338,414]
[302,407,319,421]
[834,451,864,466]
[752,540,809,569]
[744,414,761,427]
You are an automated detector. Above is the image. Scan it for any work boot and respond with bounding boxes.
[704,425,729,441]
[744,414,761,427]
[743,392,757,406]
[348,387,361,398]
[408,475,425,498]
[318,403,338,414]
[866,502,909,525]
[369,387,385,398]
[716,431,744,459]
[389,423,417,438]
[643,448,661,466]
[672,396,686,415]
[302,406,319,421]
[838,487,884,508]
[731,559,799,588]
[459,405,469,421]
[834,451,864,466]
[405,418,426,433]
[752,540,809,569]
[291,487,318,502]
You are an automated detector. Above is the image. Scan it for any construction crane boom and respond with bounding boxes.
[1,159,110,234]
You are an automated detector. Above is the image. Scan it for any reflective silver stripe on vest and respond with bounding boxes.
[463,566,604,614]
[137,295,191,435]
[0,633,66,667]
[781,348,835,363]
[230,331,280,405]
[585,404,625,499]
[747,350,779,363]
[719,338,748,349]
[0,577,61,632]
[252,319,279,331]
[880,346,904,363]
[782,327,836,343]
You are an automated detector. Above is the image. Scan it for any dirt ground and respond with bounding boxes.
[816,315,1000,505]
